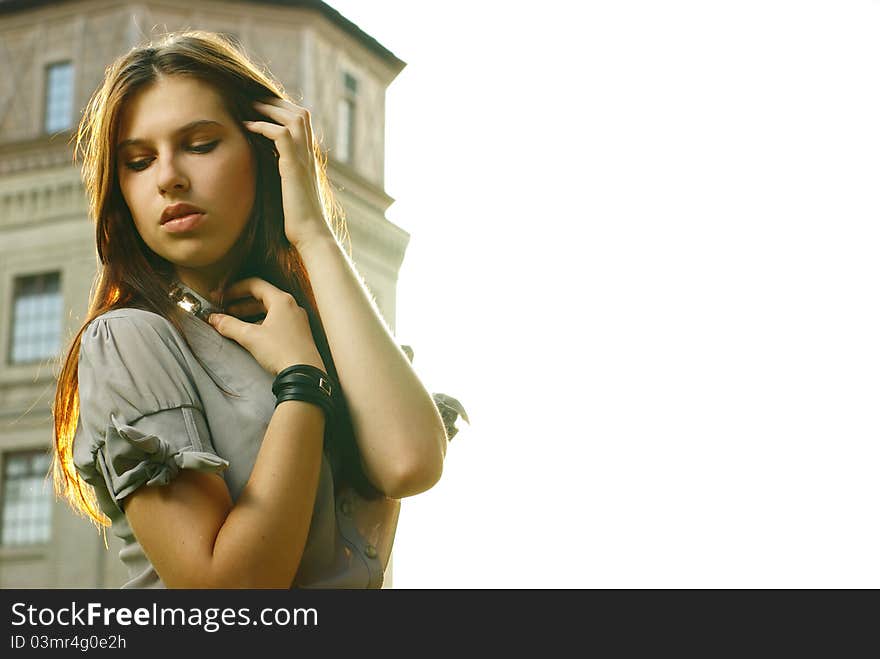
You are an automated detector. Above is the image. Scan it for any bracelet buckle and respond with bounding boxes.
[318,376,332,397]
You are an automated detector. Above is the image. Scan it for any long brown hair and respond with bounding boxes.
[52,30,381,529]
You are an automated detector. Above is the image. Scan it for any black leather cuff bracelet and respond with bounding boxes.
[273,364,335,398]
[272,372,333,397]
[276,364,333,382]
[274,384,334,415]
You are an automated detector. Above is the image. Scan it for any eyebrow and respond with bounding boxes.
[116,120,224,152]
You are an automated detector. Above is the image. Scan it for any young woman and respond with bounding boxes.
[51,30,448,588]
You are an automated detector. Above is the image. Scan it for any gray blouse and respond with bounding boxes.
[72,281,400,589]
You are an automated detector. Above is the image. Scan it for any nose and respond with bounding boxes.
[155,153,190,194]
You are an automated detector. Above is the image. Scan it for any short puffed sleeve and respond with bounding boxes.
[72,312,228,518]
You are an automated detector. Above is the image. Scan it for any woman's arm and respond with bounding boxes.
[241,97,445,498]
[123,398,324,589]
[296,232,447,499]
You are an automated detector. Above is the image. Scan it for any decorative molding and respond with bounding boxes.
[0,165,86,228]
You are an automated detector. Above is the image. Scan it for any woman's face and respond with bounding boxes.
[115,75,256,291]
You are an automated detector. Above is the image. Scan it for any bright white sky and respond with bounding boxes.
[326,0,880,588]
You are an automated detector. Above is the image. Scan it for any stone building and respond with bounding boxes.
[0,0,408,588]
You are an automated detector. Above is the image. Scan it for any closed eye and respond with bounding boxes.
[124,140,221,172]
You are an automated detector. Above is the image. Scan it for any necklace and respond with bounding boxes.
[168,280,224,323]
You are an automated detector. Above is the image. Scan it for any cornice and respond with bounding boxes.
[0,0,407,73]
[0,131,77,176]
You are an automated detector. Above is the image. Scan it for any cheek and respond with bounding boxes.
[129,212,154,244]
[119,169,145,199]
[118,176,146,223]
[215,155,256,217]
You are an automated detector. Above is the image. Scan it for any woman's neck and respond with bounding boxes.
[172,272,221,301]
[173,243,244,302]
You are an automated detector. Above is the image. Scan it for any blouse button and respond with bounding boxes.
[364,544,378,559]
[340,499,353,516]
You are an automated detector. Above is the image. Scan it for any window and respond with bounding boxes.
[9,272,62,365]
[344,71,358,95]
[1,450,53,546]
[336,72,358,163]
[44,61,74,133]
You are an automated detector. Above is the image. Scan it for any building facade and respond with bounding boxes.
[0,0,408,588]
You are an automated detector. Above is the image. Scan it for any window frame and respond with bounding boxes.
[42,59,75,135]
[0,448,54,549]
[336,70,359,164]
[7,270,63,366]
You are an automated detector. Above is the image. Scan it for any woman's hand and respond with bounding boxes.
[207,277,326,376]
[244,97,335,250]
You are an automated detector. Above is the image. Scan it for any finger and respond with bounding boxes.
[254,97,311,123]
[243,119,290,142]
[244,119,312,170]
[251,100,315,155]
[207,312,251,344]
[223,277,285,306]
[253,97,300,121]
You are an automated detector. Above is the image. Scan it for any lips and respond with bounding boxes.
[161,212,205,233]
[160,202,206,225]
